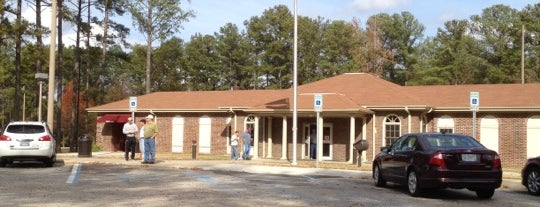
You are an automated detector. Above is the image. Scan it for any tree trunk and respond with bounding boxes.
[99,0,110,104]
[56,0,64,150]
[35,0,43,120]
[70,0,82,152]
[14,0,22,121]
[145,0,153,94]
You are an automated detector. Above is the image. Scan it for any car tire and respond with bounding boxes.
[407,170,422,197]
[526,167,540,196]
[475,188,495,199]
[373,165,386,187]
[45,155,56,167]
[0,160,5,167]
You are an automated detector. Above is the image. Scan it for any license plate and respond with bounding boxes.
[461,154,478,162]
[20,142,30,147]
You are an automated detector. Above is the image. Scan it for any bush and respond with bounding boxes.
[91,143,101,152]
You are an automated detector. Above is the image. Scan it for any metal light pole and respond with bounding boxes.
[22,86,25,121]
[521,24,525,84]
[35,73,48,122]
[47,0,57,132]
[291,0,298,165]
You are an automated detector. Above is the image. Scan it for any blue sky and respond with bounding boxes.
[177,0,535,40]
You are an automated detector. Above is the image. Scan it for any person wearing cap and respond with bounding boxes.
[142,114,158,164]
[122,117,138,161]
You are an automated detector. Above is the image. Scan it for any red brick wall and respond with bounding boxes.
[94,111,535,167]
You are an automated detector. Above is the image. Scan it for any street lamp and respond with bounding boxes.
[35,73,48,122]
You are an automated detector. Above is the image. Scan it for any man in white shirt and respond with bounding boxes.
[122,117,138,161]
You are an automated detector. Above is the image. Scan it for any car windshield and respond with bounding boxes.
[424,134,483,149]
[6,125,45,134]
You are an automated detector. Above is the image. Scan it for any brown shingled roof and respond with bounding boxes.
[297,73,425,107]
[405,83,540,110]
[87,73,540,113]
[86,90,286,112]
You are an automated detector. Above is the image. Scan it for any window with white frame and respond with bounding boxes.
[384,115,401,146]
[437,116,454,133]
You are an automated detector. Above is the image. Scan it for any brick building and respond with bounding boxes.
[86,73,540,167]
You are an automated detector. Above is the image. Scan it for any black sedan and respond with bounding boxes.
[372,133,502,199]
[522,156,540,196]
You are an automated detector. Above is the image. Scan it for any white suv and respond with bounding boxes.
[0,121,56,167]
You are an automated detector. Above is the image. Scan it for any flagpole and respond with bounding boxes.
[291,0,298,165]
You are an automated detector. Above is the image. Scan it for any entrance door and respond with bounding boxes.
[322,125,333,160]
[303,124,332,160]
[303,124,316,159]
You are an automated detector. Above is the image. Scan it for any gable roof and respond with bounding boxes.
[297,73,426,108]
[87,73,540,113]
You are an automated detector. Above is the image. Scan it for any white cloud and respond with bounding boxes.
[22,5,104,47]
[351,0,411,11]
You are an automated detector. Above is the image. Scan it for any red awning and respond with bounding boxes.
[96,114,130,123]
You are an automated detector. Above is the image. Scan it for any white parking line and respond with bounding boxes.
[66,163,81,184]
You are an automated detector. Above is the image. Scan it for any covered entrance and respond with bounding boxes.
[97,114,131,152]
[303,123,333,160]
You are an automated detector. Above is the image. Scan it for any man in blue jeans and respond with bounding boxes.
[142,114,158,164]
[241,128,252,160]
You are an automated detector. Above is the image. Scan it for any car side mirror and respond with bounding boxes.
[380,146,389,153]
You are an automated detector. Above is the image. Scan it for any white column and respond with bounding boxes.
[281,116,288,160]
[371,114,377,160]
[267,117,273,158]
[254,116,259,159]
[348,116,355,164]
[362,116,367,162]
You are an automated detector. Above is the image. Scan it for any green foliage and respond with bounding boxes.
[245,5,294,89]
[128,0,195,93]
[2,2,540,127]
[92,143,102,152]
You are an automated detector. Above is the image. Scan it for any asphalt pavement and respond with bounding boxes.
[57,151,524,190]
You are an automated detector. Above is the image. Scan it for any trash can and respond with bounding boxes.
[78,134,93,157]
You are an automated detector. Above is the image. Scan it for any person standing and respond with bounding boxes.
[241,127,252,160]
[309,129,317,159]
[142,114,158,164]
[230,131,240,160]
[138,119,146,161]
[122,117,138,161]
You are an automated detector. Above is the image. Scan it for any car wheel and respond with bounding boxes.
[0,160,5,167]
[475,188,495,199]
[526,167,540,196]
[407,170,422,197]
[373,165,386,187]
[45,155,56,167]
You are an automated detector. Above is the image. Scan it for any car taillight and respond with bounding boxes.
[39,135,52,141]
[493,154,501,169]
[429,151,446,169]
[0,135,11,141]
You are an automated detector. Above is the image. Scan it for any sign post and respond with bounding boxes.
[129,96,137,120]
[314,94,322,168]
[470,92,479,137]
